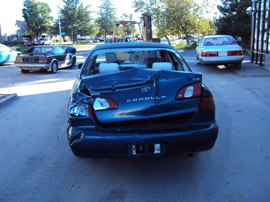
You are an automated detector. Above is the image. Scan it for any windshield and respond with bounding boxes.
[83,48,190,75]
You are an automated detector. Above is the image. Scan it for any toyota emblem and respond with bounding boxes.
[141,87,151,92]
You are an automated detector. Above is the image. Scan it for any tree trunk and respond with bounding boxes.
[164,35,171,45]
[185,34,190,47]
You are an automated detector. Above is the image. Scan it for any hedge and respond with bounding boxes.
[3,41,24,46]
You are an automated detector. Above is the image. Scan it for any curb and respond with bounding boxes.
[0,93,17,107]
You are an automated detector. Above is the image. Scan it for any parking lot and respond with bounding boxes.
[0,49,270,202]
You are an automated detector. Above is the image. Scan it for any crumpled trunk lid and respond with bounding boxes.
[83,68,202,124]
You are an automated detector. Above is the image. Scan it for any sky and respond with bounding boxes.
[0,0,220,35]
[0,0,139,35]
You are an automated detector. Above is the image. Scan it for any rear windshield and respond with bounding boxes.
[203,37,236,46]
[28,47,53,54]
[83,48,190,75]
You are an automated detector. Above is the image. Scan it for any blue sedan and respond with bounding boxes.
[67,42,218,157]
[0,44,20,65]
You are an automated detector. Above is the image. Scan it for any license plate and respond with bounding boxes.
[130,143,163,156]
[219,51,227,56]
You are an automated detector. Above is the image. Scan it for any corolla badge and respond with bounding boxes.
[141,87,151,92]
[127,96,166,102]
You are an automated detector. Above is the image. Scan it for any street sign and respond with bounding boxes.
[61,32,65,35]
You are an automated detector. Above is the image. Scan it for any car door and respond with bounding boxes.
[54,46,67,68]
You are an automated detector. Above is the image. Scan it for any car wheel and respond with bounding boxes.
[234,63,241,69]
[20,69,29,73]
[50,61,58,73]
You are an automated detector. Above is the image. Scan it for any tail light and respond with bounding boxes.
[199,96,215,112]
[227,50,243,56]
[70,104,90,117]
[15,57,22,63]
[39,57,47,63]
[176,83,201,100]
[93,97,118,111]
[201,52,218,57]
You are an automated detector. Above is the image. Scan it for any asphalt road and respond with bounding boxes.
[0,49,270,202]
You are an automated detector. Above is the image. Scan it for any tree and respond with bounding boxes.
[120,13,135,36]
[22,0,52,38]
[216,0,252,48]
[133,0,202,46]
[133,0,170,43]
[96,0,116,38]
[164,0,200,46]
[60,0,95,42]
[197,18,215,36]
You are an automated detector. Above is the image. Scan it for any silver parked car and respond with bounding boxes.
[196,35,244,69]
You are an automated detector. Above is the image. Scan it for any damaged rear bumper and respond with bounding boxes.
[67,122,218,157]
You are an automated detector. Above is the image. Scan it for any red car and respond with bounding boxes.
[24,40,34,46]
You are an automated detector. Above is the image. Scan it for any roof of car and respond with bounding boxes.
[92,42,175,51]
[203,35,233,39]
[32,45,56,48]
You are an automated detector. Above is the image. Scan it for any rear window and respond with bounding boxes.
[83,48,190,75]
[203,37,236,46]
[29,47,53,54]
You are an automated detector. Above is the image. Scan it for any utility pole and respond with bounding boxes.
[68,26,73,44]
[58,6,62,46]
[142,14,152,42]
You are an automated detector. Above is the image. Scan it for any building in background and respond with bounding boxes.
[250,0,270,70]
[0,20,27,42]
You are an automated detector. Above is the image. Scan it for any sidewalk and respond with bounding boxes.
[234,56,270,77]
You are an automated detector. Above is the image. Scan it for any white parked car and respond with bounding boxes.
[0,44,20,65]
[78,38,93,43]
[196,35,244,69]
[34,38,51,45]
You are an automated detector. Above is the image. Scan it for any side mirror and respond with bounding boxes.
[78,63,83,69]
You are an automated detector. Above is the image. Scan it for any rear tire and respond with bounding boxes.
[20,69,29,73]
[50,61,58,73]
[234,63,241,69]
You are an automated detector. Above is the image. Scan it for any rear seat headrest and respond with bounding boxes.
[152,62,173,70]
[98,63,119,74]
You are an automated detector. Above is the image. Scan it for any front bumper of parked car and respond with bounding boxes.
[67,121,218,157]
